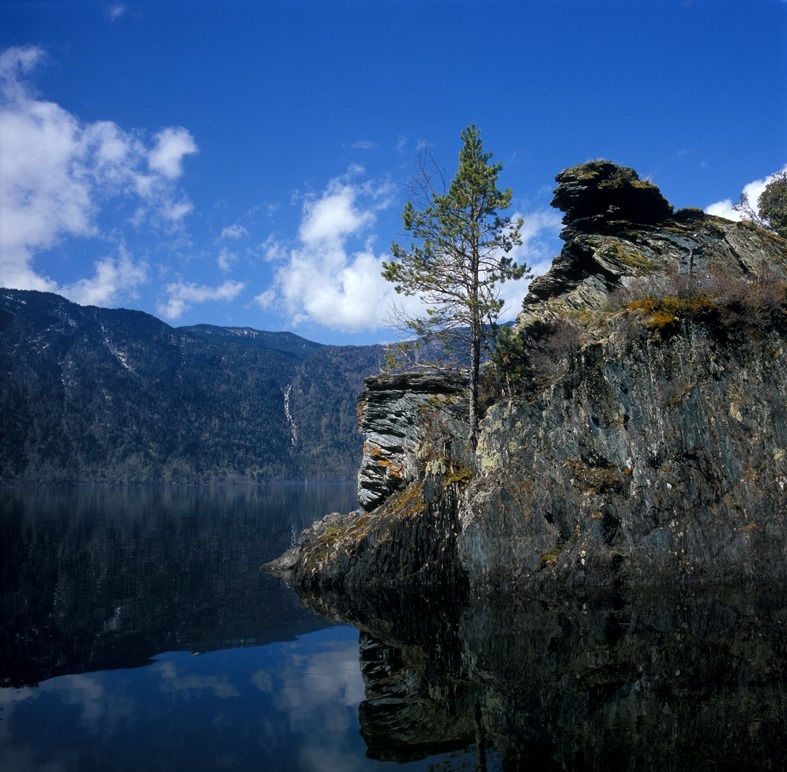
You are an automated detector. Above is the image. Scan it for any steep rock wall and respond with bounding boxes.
[460,160,787,593]
[464,315,787,592]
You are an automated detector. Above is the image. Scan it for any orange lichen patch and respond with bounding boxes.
[365,444,405,480]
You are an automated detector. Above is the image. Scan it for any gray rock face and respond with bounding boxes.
[276,161,787,598]
[357,372,468,511]
[465,317,787,592]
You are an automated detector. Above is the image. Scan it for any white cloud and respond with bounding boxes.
[255,172,404,332]
[298,180,375,246]
[221,223,249,240]
[492,208,562,322]
[158,279,245,320]
[256,172,563,334]
[217,246,237,271]
[260,234,287,262]
[62,246,148,306]
[162,198,194,222]
[704,198,740,221]
[148,127,198,180]
[106,4,126,23]
[516,207,562,274]
[705,164,787,221]
[0,46,197,300]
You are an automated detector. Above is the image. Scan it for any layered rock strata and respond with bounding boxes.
[357,372,468,511]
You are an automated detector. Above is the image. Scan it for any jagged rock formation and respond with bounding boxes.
[464,162,787,593]
[270,161,787,598]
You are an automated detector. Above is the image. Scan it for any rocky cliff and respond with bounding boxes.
[270,161,787,598]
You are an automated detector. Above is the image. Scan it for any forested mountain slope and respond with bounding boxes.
[0,290,384,483]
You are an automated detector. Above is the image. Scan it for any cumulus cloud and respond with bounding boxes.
[516,208,562,273]
[256,169,563,334]
[63,246,148,306]
[148,127,198,180]
[705,164,787,221]
[254,173,401,333]
[0,45,197,304]
[298,179,376,246]
[496,207,562,321]
[158,279,245,320]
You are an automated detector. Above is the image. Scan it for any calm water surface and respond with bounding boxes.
[0,484,469,771]
[2,485,786,770]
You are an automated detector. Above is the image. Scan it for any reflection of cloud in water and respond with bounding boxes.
[1,632,369,772]
[251,668,273,693]
[0,674,136,767]
[256,640,365,723]
[49,674,136,736]
[252,635,367,772]
[153,660,240,699]
[0,686,40,751]
[55,675,106,729]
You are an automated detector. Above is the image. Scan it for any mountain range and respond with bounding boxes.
[0,289,385,484]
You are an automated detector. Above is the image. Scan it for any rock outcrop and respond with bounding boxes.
[268,161,787,598]
[356,372,468,511]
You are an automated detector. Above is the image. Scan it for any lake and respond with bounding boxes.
[2,485,786,770]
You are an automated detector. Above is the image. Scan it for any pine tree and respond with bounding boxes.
[382,124,529,448]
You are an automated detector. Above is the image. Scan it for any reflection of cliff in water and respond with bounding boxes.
[309,590,787,769]
[1,483,355,687]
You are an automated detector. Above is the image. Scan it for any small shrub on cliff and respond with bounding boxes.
[488,318,587,398]
[527,319,587,384]
[610,262,786,334]
[487,257,785,403]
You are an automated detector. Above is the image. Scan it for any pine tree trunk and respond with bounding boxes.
[468,316,481,451]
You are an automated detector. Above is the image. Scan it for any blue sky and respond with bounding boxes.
[1,0,785,345]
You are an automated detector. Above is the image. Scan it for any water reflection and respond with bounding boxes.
[0,628,378,772]
[308,589,787,770]
[4,486,786,769]
[0,483,356,687]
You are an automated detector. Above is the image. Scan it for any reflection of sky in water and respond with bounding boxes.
[0,627,454,771]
